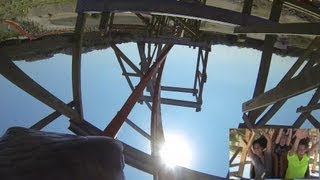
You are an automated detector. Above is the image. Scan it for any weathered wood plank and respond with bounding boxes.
[76,0,275,26]
[246,0,284,124]
[243,65,320,112]
[103,44,173,137]
[0,58,79,120]
[297,103,320,113]
[293,88,320,128]
[30,101,75,130]
[143,96,200,109]
[72,13,86,121]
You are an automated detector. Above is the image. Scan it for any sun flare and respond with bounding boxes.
[159,134,192,168]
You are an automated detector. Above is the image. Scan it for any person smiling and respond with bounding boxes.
[246,130,273,179]
[285,129,319,179]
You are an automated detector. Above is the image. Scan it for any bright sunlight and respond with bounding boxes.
[159,134,192,168]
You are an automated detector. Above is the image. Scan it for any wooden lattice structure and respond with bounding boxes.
[1,0,320,179]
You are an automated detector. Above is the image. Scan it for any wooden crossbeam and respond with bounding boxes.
[0,58,79,120]
[76,0,275,26]
[252,38,320,127]
[229,147,242,165]
[115,52,135,91]
[103,44,173,137]
[193,47,202,96]
[72,13,86,121]
[135,13,151,26]
[137,42,148,74]
[169,17,197,37]
[293,88,320,128]
[237,0,253,40]
[246,36,276,124]
[238,123,293,129]
[245,0,284,125]
[143,96,200,109]
[242,0,254,15]
[251,0,284,97]
[197,48,209,107]
[150,55,166,180]
[122,72,140,77]
[161,86,197,94]
[254,57,317,127]
[297,103,320,113]
[234,23,320,35]
[99,12,111,30]
[243,65,320,112]
[30,101,75,130]
[111,44,142,75]
[304,113,320,128]
[238,129,250,176]
[125,118,151,140]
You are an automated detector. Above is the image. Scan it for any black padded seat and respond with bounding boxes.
[0,127,125,180]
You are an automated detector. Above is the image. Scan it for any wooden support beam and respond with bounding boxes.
[251,37,276,98]
[99,12,111,30]
[169,17,197,37]
[115,52,135,91]
[242,114,254,128]
[252,38,320,127]
[125,118,151,140]
[193,47,202,96]
[0,58,79,120]
[143,96,200,109]
[234,23,320,35]
[246,36,276,122]
[30,101,75,130]
[122,72,140,77]
[229,147,242,165]
[103,44,173,138]
[254,101,286,127]
[297,103,320,113]
[161,86,197,94]
[150,54,167,180]
[69,119,102,136]
[76,0,275,26]
[197,48,209,108]
[243,65,320,112]
[269,0,285,22]
[246,0,284,124]
[111,44,142,75]
[254,57,317,127]
[151,57,166,156]
[137,42,148,74]
[238,123,292,129]
[242,0,253,15]
[136,13,150,25]
[304,113,320,128]
[237,0,253,40]
[293,88,320,128]
[238,129,250,177]
[72,13,86,121]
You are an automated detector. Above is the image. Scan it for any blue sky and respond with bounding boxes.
[0,43,318,179]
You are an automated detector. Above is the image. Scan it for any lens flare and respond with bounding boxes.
[159,134,192,168]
